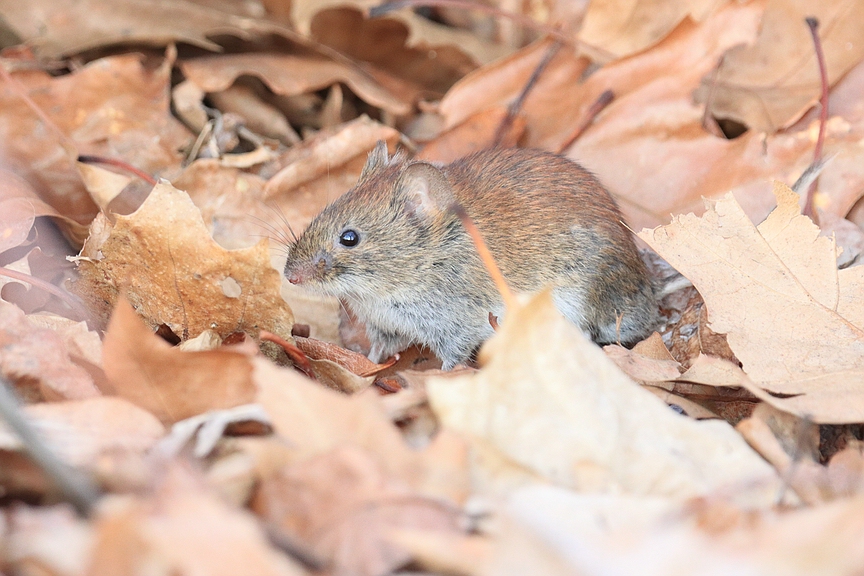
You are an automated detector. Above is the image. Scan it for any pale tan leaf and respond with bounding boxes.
[426,292,781,506]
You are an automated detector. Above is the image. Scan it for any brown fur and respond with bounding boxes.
[284,144,658,368]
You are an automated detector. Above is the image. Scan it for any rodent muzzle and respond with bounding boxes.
[284,252,332,285]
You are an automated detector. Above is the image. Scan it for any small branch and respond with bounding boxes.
[0,377,100,517]
[0,267,88,320]
[77,155,157,185]
[493,40,562,148]
[450,203,516,310]
[803,17,829,222]
[556,89,614,153]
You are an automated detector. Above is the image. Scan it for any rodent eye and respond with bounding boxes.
[339,229,360,247]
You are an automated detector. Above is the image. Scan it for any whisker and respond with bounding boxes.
[246,214,295,249]
[262,203,299,243]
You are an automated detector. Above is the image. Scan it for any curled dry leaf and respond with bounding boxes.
[292,0,510,69]
[77,162,132,214]
[0,197,35,254]
[180,53,412,116]
[0,396,165,468]
[71,180,294,342]
[640,183,864,423]
[700,0,864,132]
[426,291,781,506]
[0,300,99,402]
[102,297,258,425]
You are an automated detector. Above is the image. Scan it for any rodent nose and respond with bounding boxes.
[286,270,303,284]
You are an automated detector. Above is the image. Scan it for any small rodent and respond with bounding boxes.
[284,142,658,369]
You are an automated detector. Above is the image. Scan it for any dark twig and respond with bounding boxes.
[0,377,100,516]
[556,89,615,153]
[77,155,157,185]
[803,17,829,222]
[493,40,562,148]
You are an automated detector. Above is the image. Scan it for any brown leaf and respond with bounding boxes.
[699,0,864,132]
[102,297,258,424]
[253,358,469,504]
[0,396,164,470]
[0,198,35,254]
[640,183,864,422]
[580,0,724,60]
[72,180,294,342]
[0,51,190,234]
[253,446,464,576]
[0,300,99,402]
[0,0,262,57]
[181,53,412,115]
[88,463,307,576]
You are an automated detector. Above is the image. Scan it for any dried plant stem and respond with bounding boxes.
[0,376,100,516]
[77,155,157,185]
[450,203,516,310]
[0,267,88,319]
[494,40,562,147]
[803,17,829,221]
[556,89,614,153]
[0,61,71,147]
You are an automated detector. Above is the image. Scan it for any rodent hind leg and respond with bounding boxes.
[366,324,413,363]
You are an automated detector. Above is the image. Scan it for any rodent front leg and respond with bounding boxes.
[366,324,412,363]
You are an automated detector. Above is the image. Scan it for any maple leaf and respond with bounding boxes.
[640,182,864,422]
[71,180,294,342]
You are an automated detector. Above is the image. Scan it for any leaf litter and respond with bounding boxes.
[2,0,864,574]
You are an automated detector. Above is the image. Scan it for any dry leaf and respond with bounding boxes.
[253,446,464,576]
[700,0,864,132]
[181,53,412,115]
[0,300,99,401]
[427,291,781,506]
[580,0,723,60]
[253,358,469,505]
[87,463,307,576]
[102,297,258,425]
[0,396,164,468]
[72,180,294,341]
[640,183,864,422]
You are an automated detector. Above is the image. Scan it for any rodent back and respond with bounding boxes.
[439,148,641,292]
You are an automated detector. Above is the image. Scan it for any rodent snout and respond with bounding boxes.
[285,252,332,285]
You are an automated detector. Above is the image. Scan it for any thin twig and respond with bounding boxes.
[493,40,562,147]
[556,89,614,153]
[77,155,157,185]
[450,203,516,310]
[803,17,829,222]
[0,267,88,320]
[0,376,100,516]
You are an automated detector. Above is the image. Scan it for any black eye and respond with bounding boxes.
[339,229,359,247]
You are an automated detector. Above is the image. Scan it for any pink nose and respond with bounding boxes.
[287,271,303,284]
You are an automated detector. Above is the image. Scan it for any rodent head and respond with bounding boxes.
[283,141,458,299]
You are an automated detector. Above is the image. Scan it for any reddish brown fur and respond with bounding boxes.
[284,144,658,368]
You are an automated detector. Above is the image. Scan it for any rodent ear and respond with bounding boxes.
[397,162,453,219]
[358,140,389,182]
